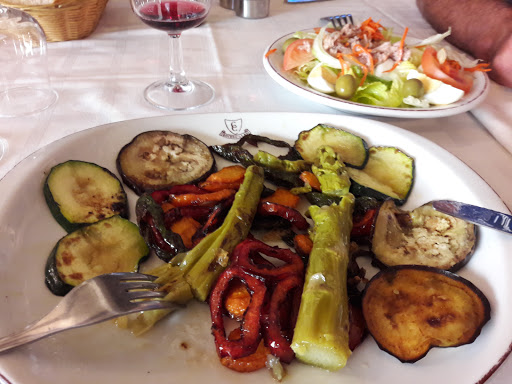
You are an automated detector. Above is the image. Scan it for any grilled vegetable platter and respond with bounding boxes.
[0,113,508,384]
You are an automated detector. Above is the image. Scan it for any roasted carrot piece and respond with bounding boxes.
[204,165,246,184]
[170,216,202,249]
[169,189,236,207]
[299,171,321,191]
[220,328,270,373]
[261,188,301,208]
[199,165,246,192]
[224,280,251,320]
[294,233,313,257]
[161,202,175,213]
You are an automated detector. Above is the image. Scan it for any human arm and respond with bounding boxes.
[416,0,512,87]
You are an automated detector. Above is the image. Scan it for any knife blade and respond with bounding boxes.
[432,200,512,235]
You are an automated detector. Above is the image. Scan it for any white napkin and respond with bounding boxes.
[470,82,512,154]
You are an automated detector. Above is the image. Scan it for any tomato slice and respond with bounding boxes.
[421,47,473,93]
[282,38,315,71]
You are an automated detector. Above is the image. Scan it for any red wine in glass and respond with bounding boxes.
[138,1,208,33]
[131,0,214,111]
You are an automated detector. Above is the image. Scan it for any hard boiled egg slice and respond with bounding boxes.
[407,70,464,105]
[307,63,337,93]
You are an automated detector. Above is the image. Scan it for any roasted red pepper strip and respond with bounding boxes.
[151,185,206,204]
[231,238,304,280]
[210,266,267,360]
[351,208,377,237]
[169,189,236,207]
[262,274,303,363]
[257,201,309,230]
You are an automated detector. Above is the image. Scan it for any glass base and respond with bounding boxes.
[0,86,58,117]
[144,79,215,111]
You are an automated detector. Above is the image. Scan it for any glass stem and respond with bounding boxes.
[168,33,191,92]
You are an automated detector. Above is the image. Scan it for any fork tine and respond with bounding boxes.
[127,290,168,301]
[116,272,157,282]
[321,13,354,30]
[120,280,162,291]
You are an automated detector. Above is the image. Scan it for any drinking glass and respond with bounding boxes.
[0,6,58,117]
[130,0,214,111]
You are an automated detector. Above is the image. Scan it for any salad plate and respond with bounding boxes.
[0,112,511,384]
[263,30,490,118]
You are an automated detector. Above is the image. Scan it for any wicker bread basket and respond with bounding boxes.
[0,0,109,42]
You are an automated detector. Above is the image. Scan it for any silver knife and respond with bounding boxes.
[432,200,512,235]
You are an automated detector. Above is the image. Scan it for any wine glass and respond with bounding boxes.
[130,0,215,111]
[0,6,58,117]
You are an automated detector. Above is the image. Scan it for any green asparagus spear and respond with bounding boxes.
[183,165,264,301]
[291,193,355,371]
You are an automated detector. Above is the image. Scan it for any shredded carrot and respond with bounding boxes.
[265,48,277,58]
[465,62,492,72]
[352,44,374,74]
[345,53,369,86]
[170,216,202,249]
[261,188,301,208]
[358,17,386,41]
[336,53,351,76]
[384,27,408,73]
[220,328,270,373]
[299,171,321,191]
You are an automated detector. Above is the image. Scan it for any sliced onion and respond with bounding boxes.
[312,26,342,69]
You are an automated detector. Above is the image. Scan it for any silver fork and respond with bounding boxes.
[0,272,178,353]
[321,13,354,30]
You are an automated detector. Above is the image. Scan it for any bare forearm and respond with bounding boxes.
[416,0,512,61]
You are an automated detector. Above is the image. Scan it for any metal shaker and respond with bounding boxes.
[234,0,270,19]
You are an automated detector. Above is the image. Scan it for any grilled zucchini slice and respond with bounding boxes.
[45,215,149,296]
[347,146,414,205]
[44,160,128,233]
[294,124,369,169]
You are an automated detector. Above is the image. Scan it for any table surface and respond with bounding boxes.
[0,0,511,383]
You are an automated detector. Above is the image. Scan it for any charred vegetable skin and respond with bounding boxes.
[135,194,187,262]
[45,215,149,296]
[44,160,128,233]
[372,200,476,271]
[362,265,491,363]
[117,131,216,195]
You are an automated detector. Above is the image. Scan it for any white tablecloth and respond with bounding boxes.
[0,0,511,383]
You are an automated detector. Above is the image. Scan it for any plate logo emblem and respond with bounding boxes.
[220,118,250,139]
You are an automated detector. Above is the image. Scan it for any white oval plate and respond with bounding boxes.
[263,31,490,118]
[0,112,510,384]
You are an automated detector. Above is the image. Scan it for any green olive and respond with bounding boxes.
[282,37,298,53]
[403,78,425,98]
[335,75,358,99]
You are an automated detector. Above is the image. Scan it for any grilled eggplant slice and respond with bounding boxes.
[45,215,149,296]
[372,200,476,271]
[347,146,414,206]
[117,131,216,195]
[44,160,129,233]
[362,265,491,363]
[294,124,369,169]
